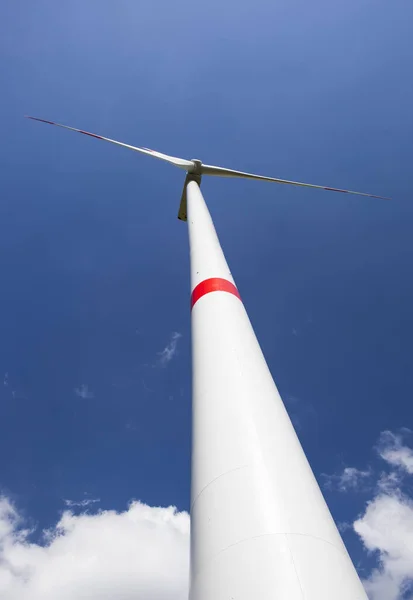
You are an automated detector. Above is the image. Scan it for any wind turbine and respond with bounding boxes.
[27,115,385,600]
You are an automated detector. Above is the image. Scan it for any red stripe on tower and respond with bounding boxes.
[191,278,241,310]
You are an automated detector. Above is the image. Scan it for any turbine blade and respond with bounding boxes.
[201,164,390,200]
[25,116,193,170]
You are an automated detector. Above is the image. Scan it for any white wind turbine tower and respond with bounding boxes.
[27,116,387,600]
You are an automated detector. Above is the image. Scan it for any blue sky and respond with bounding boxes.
[1,1,413,598]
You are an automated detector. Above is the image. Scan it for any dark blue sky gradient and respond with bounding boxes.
[1,0,412,568]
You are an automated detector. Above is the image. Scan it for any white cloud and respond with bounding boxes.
[348,430,413,600]
[322,430,413,598]
[74,384,94,399]
[377,430,413,475]
[354,492,413,600]
[158,333,182,367]
[0,497,189,600]
[63,498,100,508]
[323,466,371,492]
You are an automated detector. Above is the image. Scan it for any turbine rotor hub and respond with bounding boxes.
[190,159,203,174]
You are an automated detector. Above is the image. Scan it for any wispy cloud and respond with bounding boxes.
[376,470,403,494]
[157,332,182,367]
[337,521,352,533]
[141,378,154,393]
[2,372,25,400]
[325,430,413,496]
[64,498,100,508]
[377,429,413,474]
[322,467,372,492]
[74,384,94,399]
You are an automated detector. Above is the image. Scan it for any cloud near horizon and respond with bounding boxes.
[0,498,190,600]
[2,429,412,600]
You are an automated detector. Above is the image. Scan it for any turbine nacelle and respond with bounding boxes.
[189,159,203,174]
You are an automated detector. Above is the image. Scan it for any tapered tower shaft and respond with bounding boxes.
[187,180,367,600]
